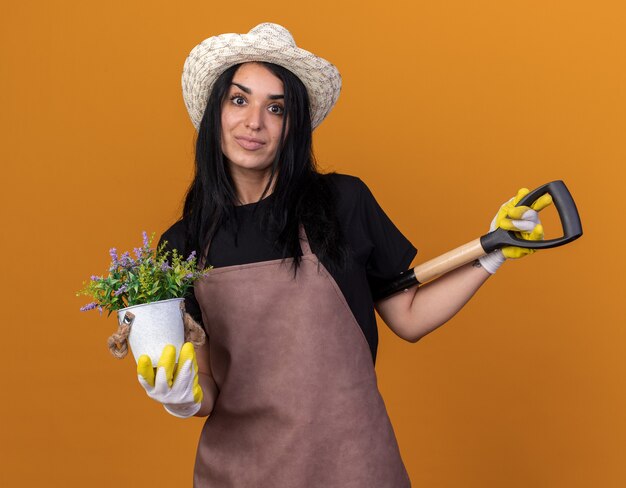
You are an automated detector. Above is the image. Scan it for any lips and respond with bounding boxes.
[235,136,266,151]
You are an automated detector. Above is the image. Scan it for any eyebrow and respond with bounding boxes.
[231,82,284,100]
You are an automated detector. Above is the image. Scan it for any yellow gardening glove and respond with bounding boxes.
[137,342,203,418]
[479,188,553,273]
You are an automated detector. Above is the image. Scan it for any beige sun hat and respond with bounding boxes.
[181,22,342,131]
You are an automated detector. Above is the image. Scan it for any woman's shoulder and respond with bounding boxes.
[320,172,367,200]
[321,172,363,187]
[158,219,187,252]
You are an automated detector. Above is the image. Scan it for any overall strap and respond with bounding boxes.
[298,223,313,256]
[198,236,212,270]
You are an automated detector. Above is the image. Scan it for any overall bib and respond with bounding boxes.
[193,225,411,487]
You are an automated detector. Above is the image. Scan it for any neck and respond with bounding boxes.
[229,167,275,205]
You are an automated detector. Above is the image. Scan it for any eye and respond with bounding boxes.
[229,95,247,106]
[268,104,284,115]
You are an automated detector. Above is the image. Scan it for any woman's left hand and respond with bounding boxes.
[478,188,553,273]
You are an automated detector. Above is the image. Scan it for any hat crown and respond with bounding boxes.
[248,23,296,47]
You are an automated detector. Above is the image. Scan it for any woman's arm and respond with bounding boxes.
[194,338,219,417]
[375,260,490,343]
[375,187,552,343]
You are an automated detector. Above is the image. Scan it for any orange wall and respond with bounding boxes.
[2,1,624,486]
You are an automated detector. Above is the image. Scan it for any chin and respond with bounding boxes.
[228,159,274,172]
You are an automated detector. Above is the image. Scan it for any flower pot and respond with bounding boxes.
[117,297,185,365]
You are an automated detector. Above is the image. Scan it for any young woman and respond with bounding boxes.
[136,23,550,486]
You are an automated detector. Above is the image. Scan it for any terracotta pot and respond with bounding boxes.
[117,297,185,364]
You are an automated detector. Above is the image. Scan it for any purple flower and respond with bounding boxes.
[142,231,149,248]
[80,302,98,312]
[97,306,103,316]
[109,247,118,264]
[160,261,172,272]
[186,250,196,262]
[114,284,128,297]
[120,251,134,267]
[133,247,143,260]
[90,275,101,281]
[184,273,194,279]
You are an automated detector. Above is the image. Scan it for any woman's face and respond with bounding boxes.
[220,62,286,178]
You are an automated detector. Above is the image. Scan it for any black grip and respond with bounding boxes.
[480,180,583,252]
[371,270,420,301]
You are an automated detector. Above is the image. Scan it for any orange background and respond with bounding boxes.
[2,1,624,486]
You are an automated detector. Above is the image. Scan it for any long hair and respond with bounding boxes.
[181,62,348,273]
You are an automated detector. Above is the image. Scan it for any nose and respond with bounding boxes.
[244,104,263,130]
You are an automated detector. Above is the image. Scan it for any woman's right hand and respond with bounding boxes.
[137,342,203,418]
